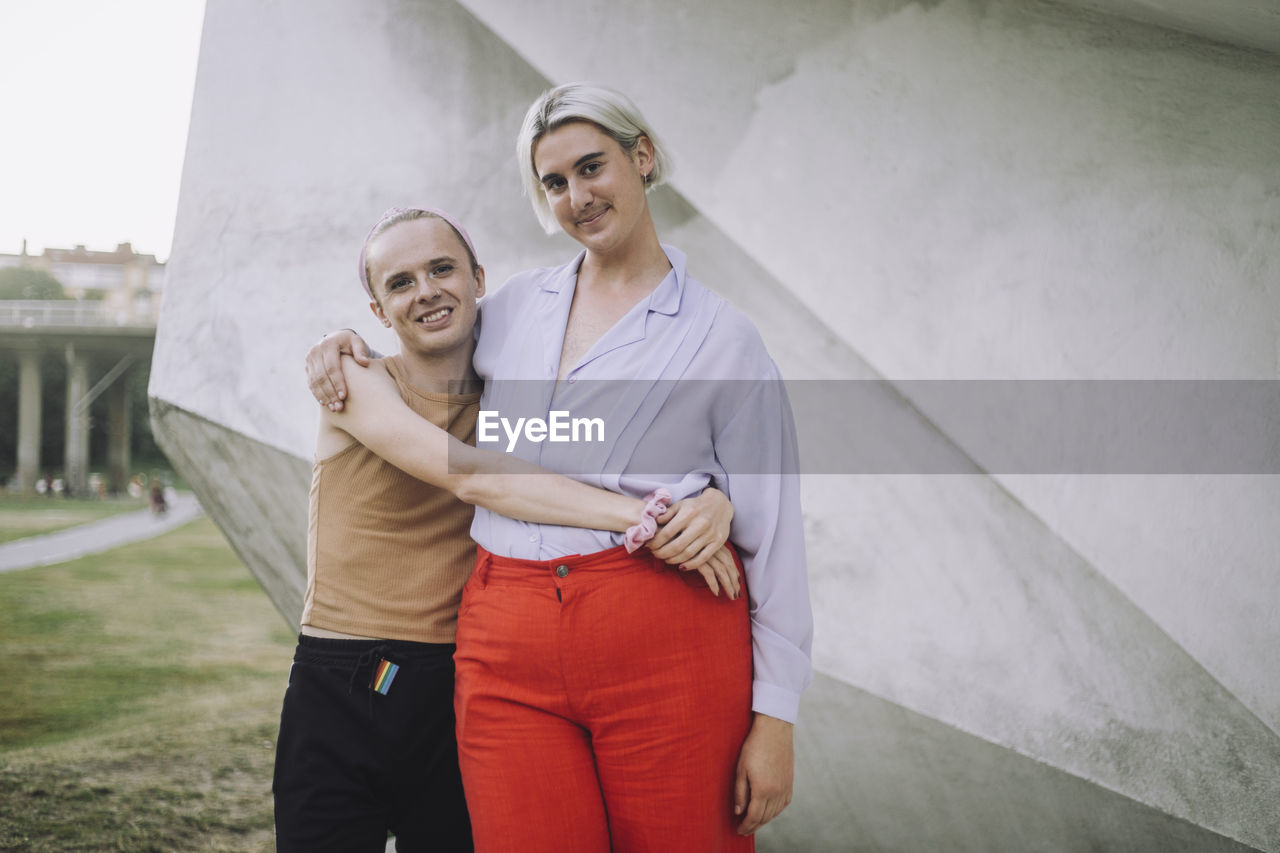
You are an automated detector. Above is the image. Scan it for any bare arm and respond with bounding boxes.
[328,357,642,532]
[313,341,739,589]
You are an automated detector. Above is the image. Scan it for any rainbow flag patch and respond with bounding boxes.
[371,659,400,695]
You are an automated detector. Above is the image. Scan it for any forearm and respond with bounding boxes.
[450,445,643,531]
[337,384,644,531]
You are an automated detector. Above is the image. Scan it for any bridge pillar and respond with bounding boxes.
[106,368,131,494]
[15,348,43,494]
[63,344,90,497]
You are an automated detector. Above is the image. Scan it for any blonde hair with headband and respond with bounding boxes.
[358,207,479,300]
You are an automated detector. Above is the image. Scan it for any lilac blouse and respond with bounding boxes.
[471,245,813,723]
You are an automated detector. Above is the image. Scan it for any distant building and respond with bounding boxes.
[0,240,165,322]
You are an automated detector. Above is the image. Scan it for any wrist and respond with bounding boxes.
[617,497,646,532]
[623,488,672,553]
[751,712,795,734]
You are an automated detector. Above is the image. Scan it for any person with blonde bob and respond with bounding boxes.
[309,83,812,852]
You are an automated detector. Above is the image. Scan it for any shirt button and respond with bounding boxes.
[555,565,570,578]
[567,376,576,384]
[529,535,538,543]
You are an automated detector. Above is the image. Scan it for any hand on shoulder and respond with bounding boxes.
[305,328,372,411]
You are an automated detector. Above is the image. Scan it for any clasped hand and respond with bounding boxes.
[651,488,740,599]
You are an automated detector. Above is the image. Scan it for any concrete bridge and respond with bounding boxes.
[1,300,155,495]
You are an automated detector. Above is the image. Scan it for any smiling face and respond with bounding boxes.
[532,120,654,257]
[365,216,485,360]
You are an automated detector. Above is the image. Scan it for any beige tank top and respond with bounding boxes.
[302,356,481,643]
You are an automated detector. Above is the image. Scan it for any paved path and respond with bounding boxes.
[0,492,204,573]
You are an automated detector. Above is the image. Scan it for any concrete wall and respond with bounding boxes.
[152,0,1280,849]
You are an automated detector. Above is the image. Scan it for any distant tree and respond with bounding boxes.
[0,267,67,300]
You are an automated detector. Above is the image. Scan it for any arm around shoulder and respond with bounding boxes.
[329,357,647,533]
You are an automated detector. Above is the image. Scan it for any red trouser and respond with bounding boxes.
[454,544,754,853]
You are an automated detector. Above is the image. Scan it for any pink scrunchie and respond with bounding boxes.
[623,488,673,554]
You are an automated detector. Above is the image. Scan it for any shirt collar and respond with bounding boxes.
[647,245,685,316]
[540,245,686,317]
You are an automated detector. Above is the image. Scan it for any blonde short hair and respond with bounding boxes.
[516,83,671,234]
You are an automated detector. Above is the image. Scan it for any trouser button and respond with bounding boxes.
[555,564,569,578]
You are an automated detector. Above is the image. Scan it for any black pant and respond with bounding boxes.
[273,635,473,853]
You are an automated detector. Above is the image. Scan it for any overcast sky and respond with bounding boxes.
[0,0,206,261]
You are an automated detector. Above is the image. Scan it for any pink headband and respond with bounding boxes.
[357,206,478,299]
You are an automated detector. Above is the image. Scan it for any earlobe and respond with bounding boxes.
[474,266,486,299]
[635,135,655,173]
[369,300,391,328]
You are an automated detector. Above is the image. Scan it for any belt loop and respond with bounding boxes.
[474,547,492,589]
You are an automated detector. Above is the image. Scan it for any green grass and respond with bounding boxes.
[0,516,296,852]
[0,495,148,544]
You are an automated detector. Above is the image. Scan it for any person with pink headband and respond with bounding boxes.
[274,205,738,853]
[355,206,478,299]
